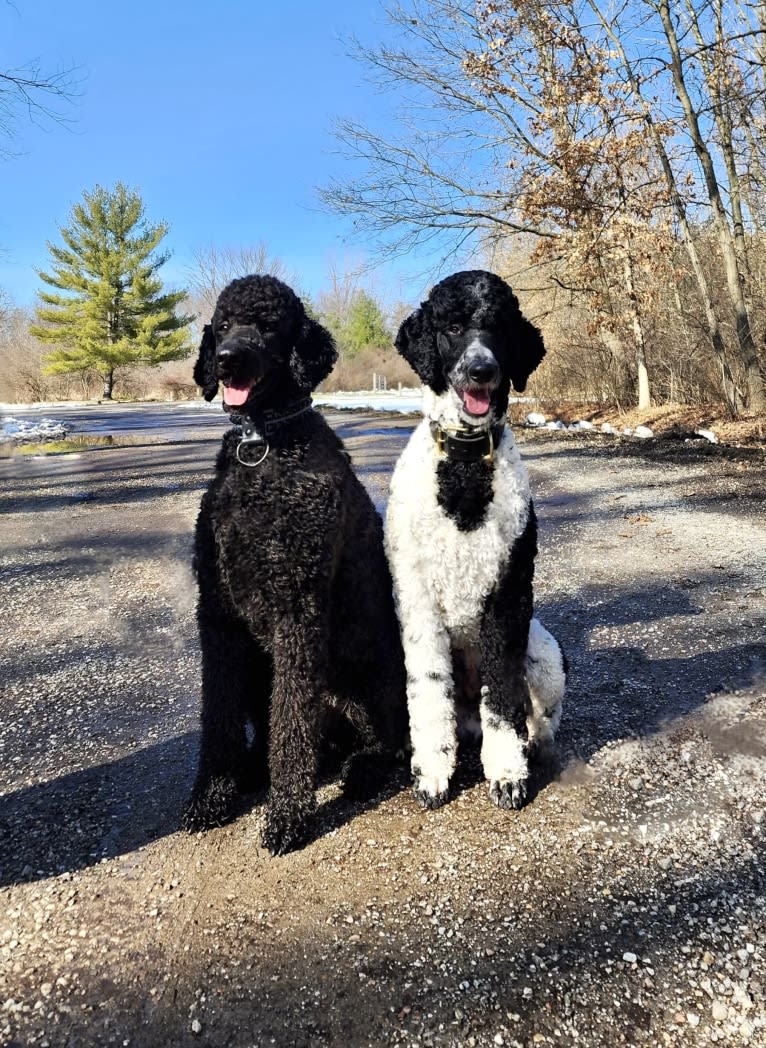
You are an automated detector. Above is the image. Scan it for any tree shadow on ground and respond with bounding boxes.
[536,575,766,765]
[17,845,763,1048]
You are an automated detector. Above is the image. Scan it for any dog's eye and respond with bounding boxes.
[447,323,463,336]
[218,321,230,333]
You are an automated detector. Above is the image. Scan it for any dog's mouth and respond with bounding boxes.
[459,386,493,418]
[222,378,259,407]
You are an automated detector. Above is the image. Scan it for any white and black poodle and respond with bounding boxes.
[385,270,566,811]
[183,274,406,854]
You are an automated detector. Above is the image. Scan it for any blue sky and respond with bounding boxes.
[1,0,453,313]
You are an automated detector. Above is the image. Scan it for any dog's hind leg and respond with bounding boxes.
[338,663,408,801]
[525,618,566,758]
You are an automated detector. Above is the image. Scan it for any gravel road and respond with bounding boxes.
[0,412,764,1048]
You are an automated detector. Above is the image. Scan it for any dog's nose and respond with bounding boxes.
[467,358,499,384]
[216,344,239,373]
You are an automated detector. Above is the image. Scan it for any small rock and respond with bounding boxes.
[629,777,644,792]
[191,1019,202,1035]
[712,1001,728,1022]
[623,952,638,964]
[494,1035,504,1046]
[687,1013,700,1027]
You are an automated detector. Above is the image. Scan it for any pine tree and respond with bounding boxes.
[31,182,192,398]
[341,290,391,357]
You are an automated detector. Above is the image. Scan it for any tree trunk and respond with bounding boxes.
[622,255,651,409]
[102,370,114,400]
[587,1,743,416]
[656,0,766,411]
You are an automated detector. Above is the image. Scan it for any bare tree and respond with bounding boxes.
[1,0,81,159]
[185,243,291,319]
[322,0,766,412]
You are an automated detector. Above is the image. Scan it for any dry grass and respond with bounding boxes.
[320,346,418,394]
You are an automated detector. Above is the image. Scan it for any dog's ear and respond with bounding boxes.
[500,289,549,394]
[507,313,546,394]
[193,324,219,401]
[289,316,338,392]
[395,306,446,393]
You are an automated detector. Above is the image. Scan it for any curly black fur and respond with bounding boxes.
[436,458,494,531]
[183,275,407,854]
[481,507,538,728]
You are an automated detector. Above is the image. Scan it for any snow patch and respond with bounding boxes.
[313,390,423,414]
[2,417,69,442]
[695,429,719,444]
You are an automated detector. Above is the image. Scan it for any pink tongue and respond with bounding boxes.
[463,389,491,415]
[223,383,252,406]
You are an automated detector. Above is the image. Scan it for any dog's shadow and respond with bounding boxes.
[0,735,411,885]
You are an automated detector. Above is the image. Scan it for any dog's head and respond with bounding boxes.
[193,275,337,410]
[395,270,545,426]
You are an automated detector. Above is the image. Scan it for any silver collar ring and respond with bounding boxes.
[236,439,270,468]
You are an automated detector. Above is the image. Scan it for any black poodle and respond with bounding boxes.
[183,274,406,854]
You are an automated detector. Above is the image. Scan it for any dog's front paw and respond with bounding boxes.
[182,774,238,832]
[261,802,312,856]
[488,777,528,810]
[413,774,450,810]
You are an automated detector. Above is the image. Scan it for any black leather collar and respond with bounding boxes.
[429,420,505,462]
[231,396,313,443]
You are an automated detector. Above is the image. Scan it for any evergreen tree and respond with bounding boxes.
[340,290,391,357]
[31,182,192,398]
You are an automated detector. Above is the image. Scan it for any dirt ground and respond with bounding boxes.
[0,412,764,1048]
